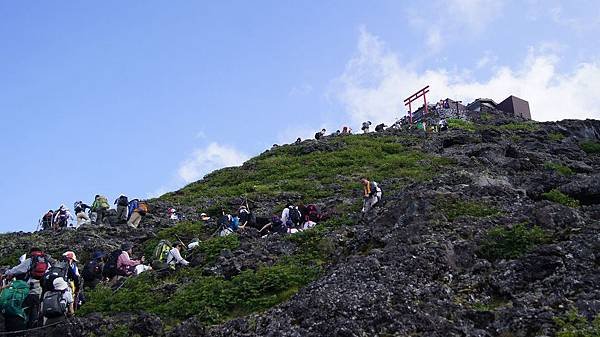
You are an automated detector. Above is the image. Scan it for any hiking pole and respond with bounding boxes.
[174,234,187,249]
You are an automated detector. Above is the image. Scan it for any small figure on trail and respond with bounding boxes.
[61,251,82,308]
[295,138,302,144]
[200,212,210,221]
[259,215,287,235]
[361,121,372,133]
[341,126,352,134]
[74,201,92,227]
[360,177,382,214]
[282,204,302,229]
[315,128,326,140]
[91,195,110,225]
[127,198,148,228]
[41,277,74,325]
[375,123,386,132]
[168,207,179,221]
[166,243,189,268]
[117,243,147,276]
[53,205,72,230]
[82,251,105,290]
[114,194,129,224]
[238,205,255,229]
[41,210,54,231]
[438,119,448,131]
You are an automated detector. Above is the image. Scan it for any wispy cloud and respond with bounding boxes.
[333,29,600,124]
[177,142,249,184]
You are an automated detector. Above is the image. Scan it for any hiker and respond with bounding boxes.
[62,251,81,306]
[117,243,146,276]
[341,126,352,134]
[91,195,110,225]
[238,206,256,229]
[375,123,386,132]
[304,204,321,223]
[127,198,147,228]
[218,211,233,236]
[315,128,326,140]
[41,210,54,231]
[361,121,372,133]
[259,215,286,235]
[438,119,448,131]
[114,194,129,224]
[166,243,189,267]
[0,278,29,332]
[168,207,179,221]
[74,200,92,227]
[41,277,74,325]
[295,138,302,144]
[282,205,302,229]
[200,212,210,221]
[2,247,54,328]
[82,252,105,290]
[53,205,72,230]
[360,177,382,214]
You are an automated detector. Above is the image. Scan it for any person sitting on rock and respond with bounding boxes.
[360,177,382,214]
[166,243,189,268]
[315,128,326,140]
[375,123,386,132]
[117,243,145,276]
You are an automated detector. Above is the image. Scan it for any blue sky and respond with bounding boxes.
[1,0,599,232]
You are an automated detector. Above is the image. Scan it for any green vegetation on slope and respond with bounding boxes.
[555,309,600,337]
[479,223,549,260]
[544,162,574,176]
[580,141,600,154]
[543,189,580,208]
[437,198,501,221]
[160,135,454,207]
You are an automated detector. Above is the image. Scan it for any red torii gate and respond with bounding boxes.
[404,85,430,125]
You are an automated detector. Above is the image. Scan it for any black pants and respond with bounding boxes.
[23,293,41,328]
[96,208,107,225]
[4,315,26,335]
[116,206,128,223]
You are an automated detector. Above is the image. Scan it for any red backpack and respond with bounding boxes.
[29,251,49,280]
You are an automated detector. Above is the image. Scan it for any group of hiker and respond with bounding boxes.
[313,119,448,141]
[39,194,150,232]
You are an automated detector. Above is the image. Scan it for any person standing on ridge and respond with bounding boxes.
[361,121,372,133]
[360,177,382,214]
[74,200,92,227]
[114,194,129,224]
[91,195,110,225]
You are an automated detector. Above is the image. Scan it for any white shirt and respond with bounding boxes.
[281,208,290,224]
[166,247,189,266]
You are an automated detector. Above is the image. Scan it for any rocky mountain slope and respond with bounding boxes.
[1,117,600,337]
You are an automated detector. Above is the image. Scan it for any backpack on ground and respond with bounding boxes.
[117,196,129,206]
[29,251,50,280]
[137,202,149,215]
[289,207,301,225]
[0,280,30,319]
[153,240,173,263]
[82,260,101,283]
[42,260,68,291]
[42,290,67,318]
[102,250,123,278]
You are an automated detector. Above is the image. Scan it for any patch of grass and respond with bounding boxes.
[549,132,566,141]
[439,199,501,221]
[479,223,549,260]
[544,162,574,176]
[498,122,540,131]
[580,141,600,154]
[448,118,476,132]
[555,309,600,337]
[542,189,580,208]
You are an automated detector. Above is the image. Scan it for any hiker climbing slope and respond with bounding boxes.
[360,177,382,214]
[114,194,129,224]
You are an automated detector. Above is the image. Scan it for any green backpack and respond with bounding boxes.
[0,280,30,319]
[153,240,173,263]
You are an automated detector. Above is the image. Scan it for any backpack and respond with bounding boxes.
[98,196,110,209]
[42,260,68,291]
[153,240,173,263]
[289,207,301,224]
[42,291,67,318]
[137,202,149,215]
[0,280,30,319]
[248,211,257,226]
[218,214,231,228]
[29,251,50,280]
[82,260,101,283]
[74,201,83,213]
[102,250,123,278]
[271,216,286,234]
[117,196,129,206]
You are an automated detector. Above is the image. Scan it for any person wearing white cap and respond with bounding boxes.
[62,251,81,308]
[42,277,74,325]
[200,213,210,221]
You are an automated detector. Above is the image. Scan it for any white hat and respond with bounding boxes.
[53,277,69,291]
[63,251,78,262]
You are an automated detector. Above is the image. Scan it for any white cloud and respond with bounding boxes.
[177,142,249,184]
[334,29,600,123]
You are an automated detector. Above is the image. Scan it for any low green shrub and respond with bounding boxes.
[542,189,580,208]
[548,132,566,141]
[479,223,549,260]
[580,141,600,154]
[439,199,500,221]
[554,309,600,337]
[448,119,476,132]
[499,122,540,131]
[544,162,574,176]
